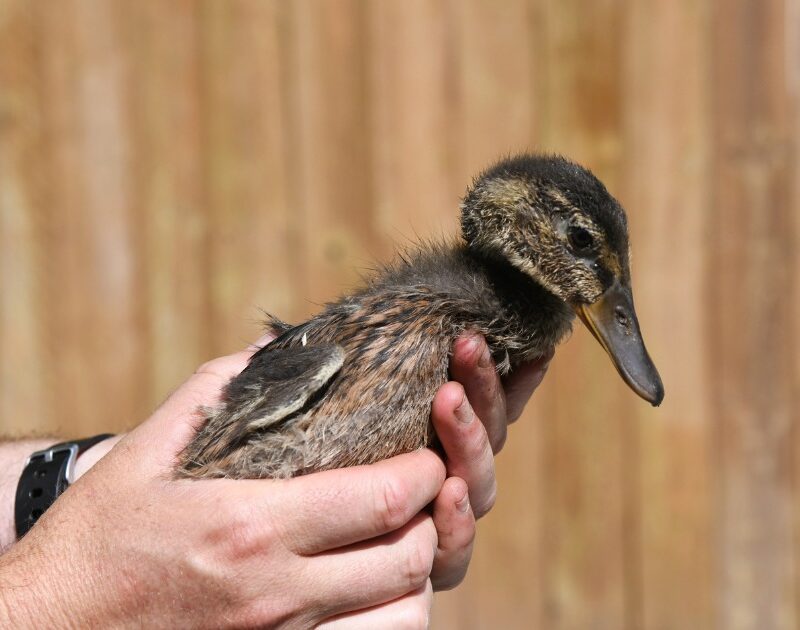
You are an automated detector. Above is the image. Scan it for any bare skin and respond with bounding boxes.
[0,333,550,628]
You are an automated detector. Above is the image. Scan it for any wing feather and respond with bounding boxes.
[179,343,345,476]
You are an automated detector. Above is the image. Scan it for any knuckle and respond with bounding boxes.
[403,528,436,590]
[216,503,275,561]
[450,515,476,550]
[465,520,477,547]
[404,547,433,591]
[465,420,492,456]
[376,477,412,532]
[223,521,261,562]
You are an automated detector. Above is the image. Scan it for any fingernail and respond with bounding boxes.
[456,490,470,513]
[477,343,492,369]
[455,394,474,424]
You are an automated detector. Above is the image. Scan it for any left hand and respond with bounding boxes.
[427,333,553,590]
[74,333,553,599]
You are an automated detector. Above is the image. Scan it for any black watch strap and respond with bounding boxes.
[14,434,114,539]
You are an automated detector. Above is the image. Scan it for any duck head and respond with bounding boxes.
[461,153,664,406]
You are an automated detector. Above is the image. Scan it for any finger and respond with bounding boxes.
[503,347,554,423]
[318,580,433,629]
[251,450,446,554]
[303,513,437,621]
[430,476,475,591]
[449,334,507,453]
[431,382,496,519]
[154,332,277,422]
[140,366,250,460]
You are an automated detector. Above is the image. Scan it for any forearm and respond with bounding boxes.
[0,439,54,552]
[0,436,124,628]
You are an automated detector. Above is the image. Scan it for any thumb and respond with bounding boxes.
[133,333,277,468]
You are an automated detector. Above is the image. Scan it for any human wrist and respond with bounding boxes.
[0,435,121,551]
[72,435,123,481]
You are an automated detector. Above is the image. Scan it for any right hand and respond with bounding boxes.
[0,341,445,629]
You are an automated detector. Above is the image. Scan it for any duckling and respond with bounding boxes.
[180,154,664,479]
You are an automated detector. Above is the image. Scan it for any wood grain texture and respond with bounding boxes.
[622,1,716,628]
[533,2,630,628]
[711,2,798,628]
[0,1,798,628]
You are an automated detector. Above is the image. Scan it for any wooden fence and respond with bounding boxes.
[0,1,798,628]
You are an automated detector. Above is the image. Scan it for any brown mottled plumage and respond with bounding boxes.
[180,154,663,479]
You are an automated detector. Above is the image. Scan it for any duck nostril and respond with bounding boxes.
[614,306,629,327]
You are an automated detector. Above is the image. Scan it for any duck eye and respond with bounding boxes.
[568,226,594,252]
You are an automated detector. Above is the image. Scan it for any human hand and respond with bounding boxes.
[427,334,553,590]
[70,333,554,598]
[1,333,551,626]
[0,339,447,629]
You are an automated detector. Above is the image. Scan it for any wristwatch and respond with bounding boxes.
[14,434,114,539]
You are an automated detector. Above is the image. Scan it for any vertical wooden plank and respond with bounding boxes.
[449,0,537,180]
[533,1,629,628]
[34,0,145,434]
[791,2,800,626]
[129,0,209,404]
[711,1,798,628]
[200,0,296,353]
[621,1,716,628]
[0,2,48,435]
[366,0,457,251]
[431,1,541,628]
[281,0,376,314]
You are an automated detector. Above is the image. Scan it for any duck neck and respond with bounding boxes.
[463,246,575,367]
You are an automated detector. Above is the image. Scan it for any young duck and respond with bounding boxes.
[180,154,664,479]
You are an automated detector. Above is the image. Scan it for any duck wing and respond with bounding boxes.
[229,343,345,433]
[179,343,345,475]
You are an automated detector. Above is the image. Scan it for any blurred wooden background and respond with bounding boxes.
[0,1,798,628]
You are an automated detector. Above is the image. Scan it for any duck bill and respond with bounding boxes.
[575,282,665,406]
